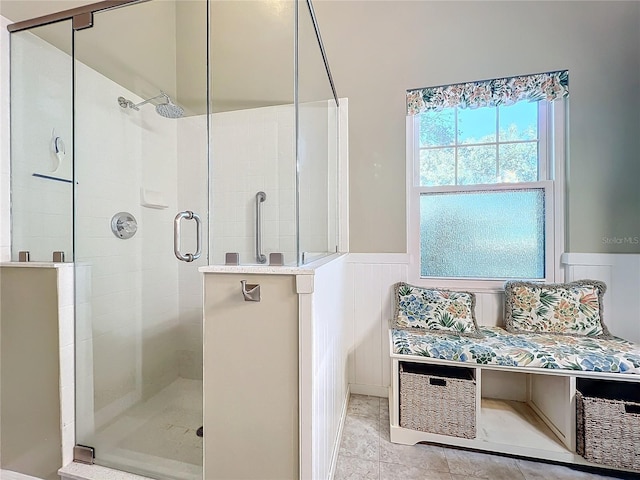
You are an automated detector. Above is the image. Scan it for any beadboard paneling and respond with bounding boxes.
[347,252,640,396]
[308,256,349,480]
[347,254,409,395]
[563,253,640,343]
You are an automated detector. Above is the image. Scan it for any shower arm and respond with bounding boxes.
[130,91,170,110]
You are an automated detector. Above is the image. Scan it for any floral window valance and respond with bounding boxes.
[407,70,569,115]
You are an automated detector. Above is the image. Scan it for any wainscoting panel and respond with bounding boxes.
[347,253,640,397]
[347,254,409,395]
[475,291,505,327]
[563,253,640,343]
[307,256,350,480]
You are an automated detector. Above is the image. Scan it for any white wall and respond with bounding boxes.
[211,105,297,265]
[314,1,640,255]
[563,253,640,343]
[347,253,640,394]
[346,254,409,396]
[301,255,350,480]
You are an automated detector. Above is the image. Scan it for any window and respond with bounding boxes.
[406,71,568,288]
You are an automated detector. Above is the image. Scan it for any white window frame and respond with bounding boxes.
[406,100,566,291]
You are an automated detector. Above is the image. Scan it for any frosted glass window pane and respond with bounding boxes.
[420,189,545,279]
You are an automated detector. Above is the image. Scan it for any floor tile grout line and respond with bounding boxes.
[343,394,619,480]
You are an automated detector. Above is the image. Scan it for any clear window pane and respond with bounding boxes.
[458,106,496,144]
[499,102,538,141]
[419,110,455,147]
[419,148,455,186]
[499,142,538,182]
[458,145,497,185]
[420,189,545,279]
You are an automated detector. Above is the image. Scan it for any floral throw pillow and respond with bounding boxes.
[504,280,610,337]
[393,282,482,337]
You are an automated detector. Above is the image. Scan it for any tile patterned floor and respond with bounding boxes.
[92,378,202,480]
[335,395,630,480]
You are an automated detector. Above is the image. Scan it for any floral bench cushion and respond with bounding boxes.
[391,327,640,374]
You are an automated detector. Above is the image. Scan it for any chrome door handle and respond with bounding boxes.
[174,211,202,262]
[255,191,267,264]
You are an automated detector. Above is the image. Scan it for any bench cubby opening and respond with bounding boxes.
[478,369,574,453]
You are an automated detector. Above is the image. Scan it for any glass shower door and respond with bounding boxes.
[73,2,208,479]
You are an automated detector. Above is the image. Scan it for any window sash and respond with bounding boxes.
[413,102,550,187]
[415,182,554,282]
[406,100,566,291]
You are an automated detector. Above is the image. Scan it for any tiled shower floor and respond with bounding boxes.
[335,395,628,480]
[92,378,202,480]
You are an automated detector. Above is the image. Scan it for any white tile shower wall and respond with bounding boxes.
[1,16,10,262]
[177,115,208,380]
[211,105,296,265]
[298,101,331,258]
[74,263,95,446]
[57,264,75,466]
[8,28,73,262]
[74,57,180,428]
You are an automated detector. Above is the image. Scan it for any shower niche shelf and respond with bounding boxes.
[140,188,168,209]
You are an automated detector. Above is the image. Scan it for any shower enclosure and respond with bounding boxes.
[8,0,340,478]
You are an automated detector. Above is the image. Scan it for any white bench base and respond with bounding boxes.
[389,354,640,475]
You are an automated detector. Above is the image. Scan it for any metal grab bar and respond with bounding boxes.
[255,191,267,264]
[174,210,202,262]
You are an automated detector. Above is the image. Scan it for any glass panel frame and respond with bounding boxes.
[296,0,340,265]
[10,21,74,262]
[72,1,209,478]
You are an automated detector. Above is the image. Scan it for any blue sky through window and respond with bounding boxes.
[457,101,537,143]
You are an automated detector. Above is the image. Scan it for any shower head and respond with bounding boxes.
[117,91,184,119]
[156,99,184,119]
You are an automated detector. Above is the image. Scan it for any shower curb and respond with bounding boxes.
[59,463,154,480]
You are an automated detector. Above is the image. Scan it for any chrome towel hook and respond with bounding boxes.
[241,280,261,302]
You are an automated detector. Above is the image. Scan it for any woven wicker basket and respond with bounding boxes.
[576,389,640,472]
[399,362,476,439]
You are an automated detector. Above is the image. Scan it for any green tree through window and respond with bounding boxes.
[418,102,539,187]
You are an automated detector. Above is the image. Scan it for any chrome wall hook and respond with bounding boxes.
[241,280,261,302]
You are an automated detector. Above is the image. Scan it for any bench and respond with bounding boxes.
[388,281,640,475]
